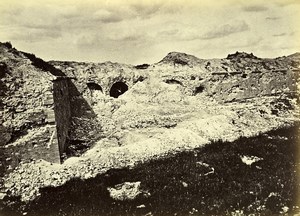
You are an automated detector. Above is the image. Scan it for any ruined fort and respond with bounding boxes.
[0,41,299,168]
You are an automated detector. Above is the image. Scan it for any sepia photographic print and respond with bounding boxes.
[0,0,300,215]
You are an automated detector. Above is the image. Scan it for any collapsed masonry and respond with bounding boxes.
[1,42,299,171]
[0,42,73,165]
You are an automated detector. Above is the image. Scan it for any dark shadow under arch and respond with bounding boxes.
[87,82,103,92]
[110,82,128,98]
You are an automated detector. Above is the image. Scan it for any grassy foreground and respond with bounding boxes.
[1,123,299,216]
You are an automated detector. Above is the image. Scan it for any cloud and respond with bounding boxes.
[230,36,263,48]
[129,2,165,18]
[109,34,144,42]
[0,0,297,64]
[156,24,200,41]
[93,9,124,23]
[273,33,286,37]
[177,29,202,41]
[159,29,179,36]
[130,4,158,17]
[101,16,123,23]
[75,28,149,51]
[9,28,62,42]
[276,0,300,7]
[266,16,281,20]
[242,5,268,12]
[75,34,102,48]
[201,21,249,40]
[0,4,133,33]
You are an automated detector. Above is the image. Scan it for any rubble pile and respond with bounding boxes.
[0,41,299,203]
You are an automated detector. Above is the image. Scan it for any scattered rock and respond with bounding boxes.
[107,181,142,201]
[281,206,289,213]
[240,155,263,166]
[0,192,6,200]
[181,181,188,187]
[197,161,215,176]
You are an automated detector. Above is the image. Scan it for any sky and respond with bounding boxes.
[0,0,299,65]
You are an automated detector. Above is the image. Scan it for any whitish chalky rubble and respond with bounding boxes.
[0,41,299,203]
[107,181,146,201]
[3,96,299,202]
[240,155,263,166]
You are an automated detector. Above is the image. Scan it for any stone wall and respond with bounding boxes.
[0,43,64,173]
[67,79,102,146]
[52,78,71,154]
[1,126,60,171]
[49,61,146,99]
[48,61,143,146]
[48,56,299,150]
[204,70,298,102]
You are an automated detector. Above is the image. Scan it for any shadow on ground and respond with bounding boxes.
[1,123,299,216]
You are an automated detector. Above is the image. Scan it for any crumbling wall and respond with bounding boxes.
[49,61,139,147]
[47,52,299,153]
[2,126,60,171]
[0,43,62,173]
[205,70,297,102]
[49,61,138,98]
[67,79,102,145]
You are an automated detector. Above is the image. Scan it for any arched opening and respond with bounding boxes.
[110,82,128,98]
[87,82,102,92]
[87,82,103,98]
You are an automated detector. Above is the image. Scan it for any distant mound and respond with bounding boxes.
[158,52,203,66]
[287,52,300,62]
[226,51,259,60]
[287,52,300,58]
[275,52,300,69]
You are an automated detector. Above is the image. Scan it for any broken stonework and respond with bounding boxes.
[0,43,70,173]
[1,41,300,186]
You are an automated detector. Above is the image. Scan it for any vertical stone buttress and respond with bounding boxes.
[52,78,71,160]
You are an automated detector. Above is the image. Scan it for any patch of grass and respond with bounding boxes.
[1,123,299,216]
